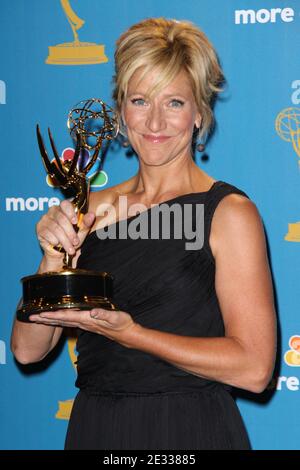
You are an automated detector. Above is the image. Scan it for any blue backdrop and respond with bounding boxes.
[1,0,300,450]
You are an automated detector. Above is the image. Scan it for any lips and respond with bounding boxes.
[143,134,171,143]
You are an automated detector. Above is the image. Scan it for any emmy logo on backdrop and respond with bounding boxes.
[275,107,300,242]
[46,0,108,65]
[56,336,77,420]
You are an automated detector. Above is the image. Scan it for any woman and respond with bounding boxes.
[11,18,276,450]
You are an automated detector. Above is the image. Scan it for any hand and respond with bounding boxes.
[36,199,95,266]
[29,308,137,346]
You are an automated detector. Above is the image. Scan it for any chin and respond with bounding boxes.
[137,146,176,164]
[140,155,171,166]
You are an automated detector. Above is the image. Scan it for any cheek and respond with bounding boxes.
[171,112,196,133]
[123,106,142,127]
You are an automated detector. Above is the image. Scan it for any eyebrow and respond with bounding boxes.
[127,92,188,99]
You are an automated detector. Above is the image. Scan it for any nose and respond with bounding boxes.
[145,102,167,133]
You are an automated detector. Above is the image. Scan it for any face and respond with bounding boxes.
[122,68,201,167]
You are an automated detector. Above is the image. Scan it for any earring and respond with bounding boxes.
[119,117,130,147]
[195,125,206,152]
[122,139,130,148]
[196,141,205,152]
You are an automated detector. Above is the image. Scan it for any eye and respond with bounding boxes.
[131,98,146,106]
[169,99,185,108]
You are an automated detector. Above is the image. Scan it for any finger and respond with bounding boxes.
[39,309,85,323]
[29,313,80,327]
[77,212,96,241]
[38,210,77,255]
[29,308,80,319]
[35,320,78,327]
[90,308,111,320]
[46,219,77,255]
[37,215,61,247]
[37,229,61,250]
[32,320,60,326]
[28,316,61,326]
[60,200,78,224]
[55,210,80,247]
[29,314,57,323]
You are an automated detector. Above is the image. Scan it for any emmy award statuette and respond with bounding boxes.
[17,99,119,322]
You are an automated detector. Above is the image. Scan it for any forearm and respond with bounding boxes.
[11,257,63,364]
[11,318,62,364]
[122,324,269,393]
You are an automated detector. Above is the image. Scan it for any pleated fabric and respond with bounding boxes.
[65,180,251,450]
[65,388,250,450]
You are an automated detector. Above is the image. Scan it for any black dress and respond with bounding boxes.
[65,180,251,450]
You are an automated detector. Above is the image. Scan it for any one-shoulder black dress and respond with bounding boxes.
[65,180,251,450]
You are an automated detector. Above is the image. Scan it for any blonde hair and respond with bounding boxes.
[112,17,224,140]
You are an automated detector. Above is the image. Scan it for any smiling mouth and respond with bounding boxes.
[143,134,171,143]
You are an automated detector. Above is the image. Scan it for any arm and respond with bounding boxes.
[10,186,121,364]
[11,258,64,364]
[121,195,277,393]
[10,199,95,364]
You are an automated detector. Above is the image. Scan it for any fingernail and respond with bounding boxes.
[72,217,77,224]
[73,237,79,245]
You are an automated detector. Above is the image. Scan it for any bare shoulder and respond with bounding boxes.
[213,192,261,226]
[210,193,265,260]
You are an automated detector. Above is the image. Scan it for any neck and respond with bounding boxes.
[131,153,203,203]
